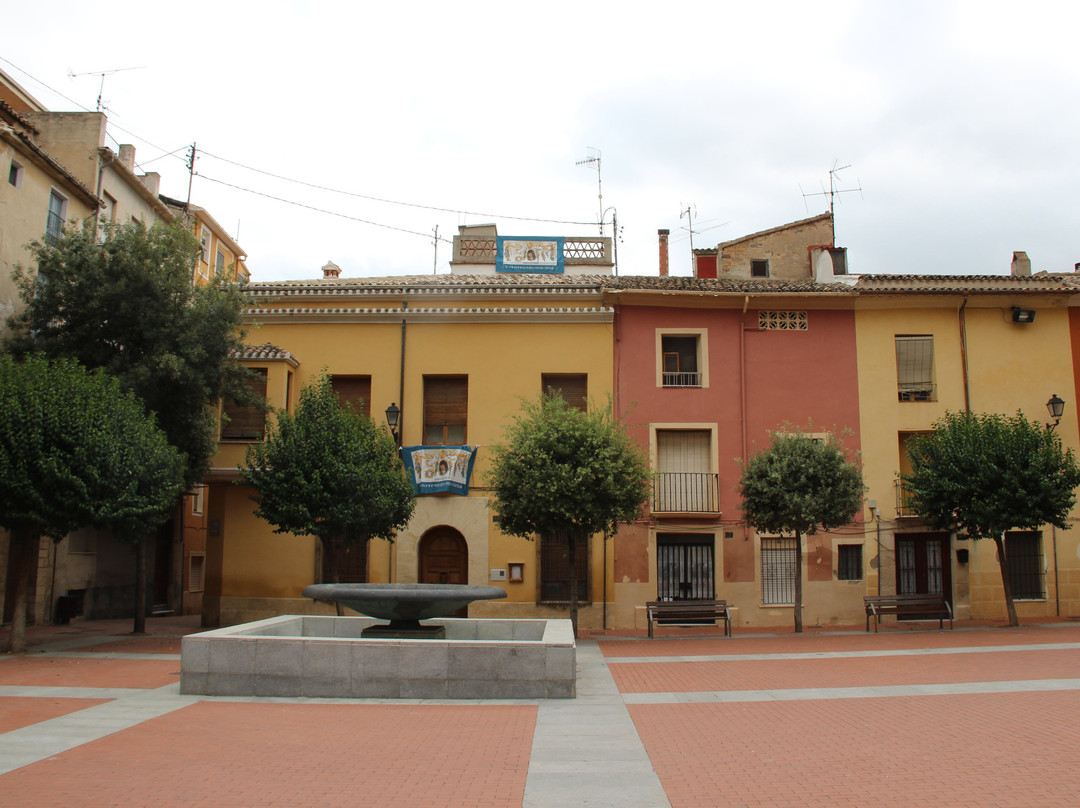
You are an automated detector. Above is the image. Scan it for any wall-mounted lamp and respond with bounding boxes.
[385,402,401,445]
[1046,394,1065,432]
[1011,306,1036,324]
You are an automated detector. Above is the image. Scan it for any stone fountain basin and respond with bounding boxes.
[301,582,506,622]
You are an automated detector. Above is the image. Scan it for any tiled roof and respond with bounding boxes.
[233,342,300,366]
[855,274,1078,294]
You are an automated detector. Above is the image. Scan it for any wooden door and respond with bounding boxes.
[419,528,469,616]
[895,532,952,608]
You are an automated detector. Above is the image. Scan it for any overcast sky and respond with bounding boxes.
[6,1,1079,281]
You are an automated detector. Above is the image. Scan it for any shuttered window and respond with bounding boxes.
[896,335,935,401]
[542,373,587,412]
[331,375,371,417]
[221,369,267,441]
[424,376,467,445]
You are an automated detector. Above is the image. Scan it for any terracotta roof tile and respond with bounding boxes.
[233,342,300,366]
[856,274,1077,294]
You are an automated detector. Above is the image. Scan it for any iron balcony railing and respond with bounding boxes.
[895,479,919,517]
[653,472,720,514]
[661,371,702,388]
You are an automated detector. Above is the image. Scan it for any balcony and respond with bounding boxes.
[653,472,720,514]
[895,479,920,518]
[661,371,702,388]
[898,383,936,402]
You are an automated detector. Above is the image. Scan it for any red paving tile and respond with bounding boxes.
[0,702,537,808]
[630,691,1080,808]
[599,623,1080,658]
[0,657,179,689]
[610,647,1080,693]
[0,697,111,733]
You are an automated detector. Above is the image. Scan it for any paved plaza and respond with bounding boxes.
[1,616,1078,807]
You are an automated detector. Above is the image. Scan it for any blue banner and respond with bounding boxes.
[402,445,477,496]
[496,236,564,274]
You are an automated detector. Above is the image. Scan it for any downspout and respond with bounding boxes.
[606,303,620,630]
[958,296,971,413]
[391,301,407,583]
[1052,524,1060,616]
[740,296,751,544]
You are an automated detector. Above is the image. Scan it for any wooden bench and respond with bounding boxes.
[647,599,732,638]
[864,594,953,632]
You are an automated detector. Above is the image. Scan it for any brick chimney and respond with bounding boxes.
[322,260,341,279]
[658,229,670,276]
[1011,251,1031,276]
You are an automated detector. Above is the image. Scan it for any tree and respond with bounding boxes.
[240,374,415,589]
[6,219,251,488]
[902,410,1080,627]
[0,355,184,652]
[488,393,651,636]
[739,429,865,633]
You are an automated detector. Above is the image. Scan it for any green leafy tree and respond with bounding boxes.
[739,429,865,633]
[0,355,184,652]
[240,374,415,590]
[6,218,251,488]
[902,411,1080,627]
[488,393,651,636]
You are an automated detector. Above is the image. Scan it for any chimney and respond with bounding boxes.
[118,144,136,169]
[658,229,670,276]
[322,260,341,279]
[1011,251,1031,277]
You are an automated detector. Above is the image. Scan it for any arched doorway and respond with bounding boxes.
[418,527,469,616]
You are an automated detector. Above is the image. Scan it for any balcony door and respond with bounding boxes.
[895,532,951,608]
[655,430,715,513]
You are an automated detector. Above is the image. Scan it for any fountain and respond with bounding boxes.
[180,583,575,699]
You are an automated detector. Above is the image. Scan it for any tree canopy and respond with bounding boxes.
[488,393,651,634]
[0,354,184,651]
[5,219,251,487]
[240,374,415,578]
[739,429,865,632]
[902,410,1080,625]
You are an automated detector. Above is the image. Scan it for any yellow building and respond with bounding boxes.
[201,261,618,627]
[855,265,1080,623]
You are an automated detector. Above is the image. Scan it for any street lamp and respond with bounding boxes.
[1046,394,1065,432]
[384,402,401,445]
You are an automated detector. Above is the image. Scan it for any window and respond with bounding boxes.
[657,534,715,600]
[331,375,371,417]
[191,485,206,516]
[896,335,935,401]
[215,247,226,277]
[837,544,863,580]
[99,192,117,242]
[751,259,769,278]
[188,553,206,593]
[542,373,587,412]
[661,335,701,387]
[1006,531,1045,600]
[221,368,267,440]
[424,376,467,444]
[654,429,718,513]
[8,160,23,188]
[198,226,211,276]
[539,533,588,603]
[46,191,66,241]
[761,537,797,605]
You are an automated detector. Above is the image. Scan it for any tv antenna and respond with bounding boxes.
[801,161,862,239]
[679,204,698,251]
[68,66,145,112]
[576,147,603,235]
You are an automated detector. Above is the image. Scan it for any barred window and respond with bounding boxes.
[761,537,797,605]
[837,545,863,580]
[758,311,808,331]
[1006,531,1045,600]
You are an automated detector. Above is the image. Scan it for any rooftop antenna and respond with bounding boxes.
[67,66,145,112]
[801,160,862,242]
[679,204,698,251]
[576,147,603,235]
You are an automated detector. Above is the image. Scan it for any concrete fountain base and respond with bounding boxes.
[180,615,576,699]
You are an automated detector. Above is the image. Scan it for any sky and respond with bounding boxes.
[5,1,1079,281]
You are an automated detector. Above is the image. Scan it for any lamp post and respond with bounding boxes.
[1046,394,1065,432]
[385,402,401,445]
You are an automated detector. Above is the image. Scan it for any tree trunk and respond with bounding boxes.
[994,532,1020,627]
[4,526,38,654]
[134,534,147,634]
[793,530,804,634]
[567,530,579,638]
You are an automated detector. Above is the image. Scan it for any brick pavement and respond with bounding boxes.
[0,617,1077,807]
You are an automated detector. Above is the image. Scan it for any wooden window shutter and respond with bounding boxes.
[424,376,468,444]
[331,375,371,417]
[222,368,267,440]
[542,373,587,412]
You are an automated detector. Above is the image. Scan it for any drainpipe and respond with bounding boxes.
[958,297,971,413]
[1052,525,1060,616]
[390,300,408,583]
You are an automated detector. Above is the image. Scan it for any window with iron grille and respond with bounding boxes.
[896,335,935,401]
[539,533,589,604]
[657,534,715,600]
[221,368,267,441]
[837,544,863,580]
[331,375,371,417]
[46,191,66,241]
[542,373,587,412]
[424,376,467,444]
[761,537,797,605]
[322,542,367,583]
[1006,531,1045,600]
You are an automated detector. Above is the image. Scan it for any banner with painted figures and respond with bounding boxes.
[402,445,477,495]
[496,236,564,274]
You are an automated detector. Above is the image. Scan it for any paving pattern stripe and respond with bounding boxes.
[605,640,1080,664]
[621,677,1080,704]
